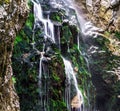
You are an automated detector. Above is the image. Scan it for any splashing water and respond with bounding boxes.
[62,57,84,111]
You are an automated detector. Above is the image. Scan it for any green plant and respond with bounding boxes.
[12,76,16,84]
[115,31,120,40]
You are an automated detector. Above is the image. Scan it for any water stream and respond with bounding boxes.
[31,0,95,110]
[62,57,84,111]
[32,0,55,43]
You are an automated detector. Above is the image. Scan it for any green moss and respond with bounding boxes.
[115,31,120,40]
[47,55,67,110]
[12,1,95,110]
[50,10,65,23]
[0,0,10,5]
[49,99,68,111]
[51,13,61,22]
[25,13,34,30]
[12,76,16,84]
[52,73,60,82]
[62,26,72,41]
[14,35,23,46]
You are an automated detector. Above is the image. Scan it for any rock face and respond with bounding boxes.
[12,0,120,111]
[75,0,120,31]
[74,0,120,110]
[85,34,120,111]
[75,0,120,56]
[0,0,28,111]
[12,0,91,111]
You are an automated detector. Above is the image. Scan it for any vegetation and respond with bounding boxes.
[1,0,120,111]
[115,31,120,40]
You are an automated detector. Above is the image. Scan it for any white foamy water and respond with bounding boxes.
[62,57,84,111]
[32,0,55,43]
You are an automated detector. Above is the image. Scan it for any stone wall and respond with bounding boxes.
[0,0,28,111]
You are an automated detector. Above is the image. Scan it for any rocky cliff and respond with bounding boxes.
[74,0,120,110]
[0,0,28,111]
[12,0,120,111]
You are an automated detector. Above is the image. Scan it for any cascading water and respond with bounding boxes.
[65,0,103,38]
[38,54,50,111]
[62,57,84,111]
[47,15,55,42]
[32,1,52,111]
[32,0,55,43]
[32,0,89,110]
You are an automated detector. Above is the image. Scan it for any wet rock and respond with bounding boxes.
[71,94,83,109]
[74,0,120,33]
[0,0,28,111]
[45,47,55,57]
[74,67,78,72]
[84,33,120,110]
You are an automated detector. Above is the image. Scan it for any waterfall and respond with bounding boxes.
[32,0,85,110]
[65,0,103,38]
[32,0,55,43]
[38,53,49,111]
[62,57,84,111]
[47,15,55,42]
[62,57,71,110]
[32,1,54,110]
[39,53,44,80]
[38,54,43,108]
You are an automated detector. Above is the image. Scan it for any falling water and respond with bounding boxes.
[38,54,43,108]
[31,0,93,110]
[47,15,55,42]
[38,54,49,111]
[32,1,55,110]
[65,0,103,38]
[39,54,44,80]
[62,57,71,110]
[62,57,84,111]
[32,0,55,43]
